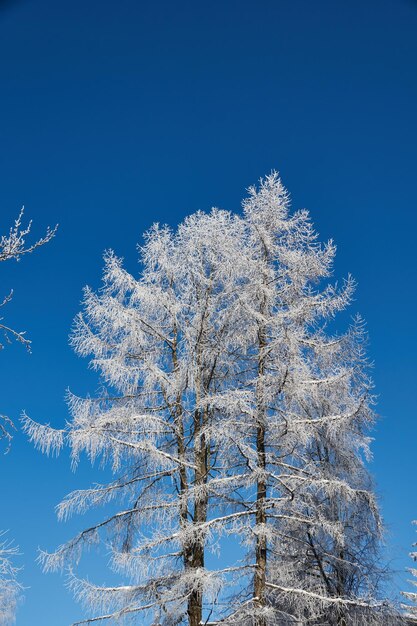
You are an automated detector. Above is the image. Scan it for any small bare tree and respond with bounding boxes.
[0,208,57,345]
[0,209,56,447]
[0,208,56,624]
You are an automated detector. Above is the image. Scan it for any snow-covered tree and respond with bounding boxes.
[24,208,256,625]
[208,176,388,626]
[0,208,57,345]
[24,174,388,625]
[1,209,57,446]
[267,319,386,625]
[0,209,56,624]
[0,534,20,626]
[401,522,417,619]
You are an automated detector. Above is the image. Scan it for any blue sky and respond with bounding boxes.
[0,0,416,623]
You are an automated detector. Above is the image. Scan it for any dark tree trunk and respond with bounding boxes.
[254,319,267,626]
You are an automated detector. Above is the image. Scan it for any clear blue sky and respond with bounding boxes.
[0,0,416,623]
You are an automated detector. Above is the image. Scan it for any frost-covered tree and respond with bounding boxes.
[0,209,56,624]
[0,209,57,346]
[24,174,387,625]
[24,209,256,626]
[267,320,387,625]
[0,534,20,626]
[0,209,57,445]
[208,177,388,626]
[401,523,417,619]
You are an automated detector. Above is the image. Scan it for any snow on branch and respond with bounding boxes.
[21,412,65,456]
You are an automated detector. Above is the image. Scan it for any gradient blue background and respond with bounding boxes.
[0,0,416,623]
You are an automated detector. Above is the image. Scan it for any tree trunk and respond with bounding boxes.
[172,327,201,626]
[254,421,267,626]
[187,406,208,626]
[254,320,267,626]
